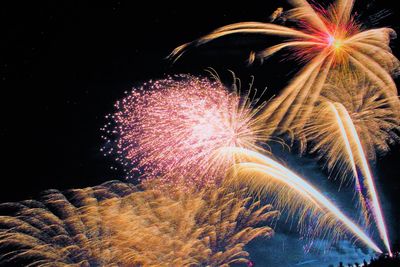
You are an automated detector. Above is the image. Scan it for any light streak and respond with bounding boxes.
[334,103,392,255]
[222,147,382,253]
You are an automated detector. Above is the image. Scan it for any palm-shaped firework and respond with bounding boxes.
[170,0,400,137]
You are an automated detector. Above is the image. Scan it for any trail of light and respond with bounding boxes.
[311,74,400,163]
[335,103,392,255]
[328,103,357,177]
[328,102,369,222]
[222,147,382,253]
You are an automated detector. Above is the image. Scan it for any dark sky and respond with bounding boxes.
[0,0,299,200]
[1,0,400,258]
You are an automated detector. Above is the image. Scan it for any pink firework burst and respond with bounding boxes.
[102,75,270,189]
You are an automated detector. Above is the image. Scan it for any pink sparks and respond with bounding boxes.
[102,75,267,189]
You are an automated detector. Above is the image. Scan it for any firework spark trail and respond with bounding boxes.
[169,0,400,136]
[318,73,400,161]
[326,102,370,226]
[301,75,399,223]
[288,72,397,253]
[102,75,270,189]
[222,147,382,253]
[332,103,392,255]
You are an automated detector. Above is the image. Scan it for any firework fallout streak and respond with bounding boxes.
[222,147,382,253]
[330,103,391,255]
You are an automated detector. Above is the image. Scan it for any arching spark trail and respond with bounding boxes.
[332,103,392,255]
[221,147,382,253]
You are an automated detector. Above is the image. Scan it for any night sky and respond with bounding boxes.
[1,0,400,265]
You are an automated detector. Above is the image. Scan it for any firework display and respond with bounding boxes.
[222,147,381,253]
[0,181,277,266]
[170,0,400,137]
[1,0,400,265]
[166,0,399,257]
[102,75,269,189]
[303,75,400,177]
[315,73,400,161]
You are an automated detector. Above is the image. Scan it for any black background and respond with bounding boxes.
[1,0,400,250]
